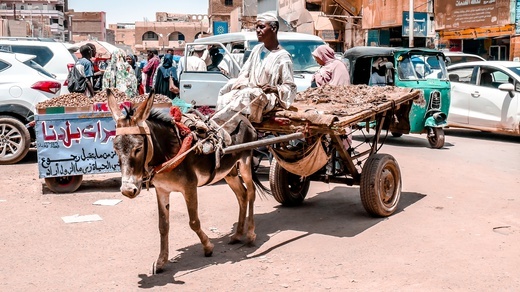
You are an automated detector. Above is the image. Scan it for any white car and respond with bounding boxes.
[444,52,486,66]
[446,61,520,135]
[0,51,62,164]
[0,37,77,94]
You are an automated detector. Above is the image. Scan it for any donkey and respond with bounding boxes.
[107,89,266,273]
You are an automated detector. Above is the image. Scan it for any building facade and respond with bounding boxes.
[69,11,106,42]
[132,13,209,55]
[0,0,69,41]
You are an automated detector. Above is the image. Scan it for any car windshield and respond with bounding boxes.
[398,53,448,80]
[506,65,520,77]
[24,59,55,78]
[249,40,324,73]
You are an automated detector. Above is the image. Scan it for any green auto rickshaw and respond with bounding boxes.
[343,47,450,148]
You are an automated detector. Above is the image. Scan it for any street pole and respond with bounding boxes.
[409,0,414,47]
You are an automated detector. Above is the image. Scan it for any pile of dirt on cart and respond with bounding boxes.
[35,89,172,109]
[294,84,423,116]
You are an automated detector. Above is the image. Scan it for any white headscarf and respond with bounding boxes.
[257,11,278,22]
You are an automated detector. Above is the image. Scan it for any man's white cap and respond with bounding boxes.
[193,44,206,51]
[257,11,278,22]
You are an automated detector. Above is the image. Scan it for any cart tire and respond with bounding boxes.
[269,158,310,206]
[427,127,445,149]
[45,175,83,193]
[391,132,403,138]
[360,153,401,217]
[0,116,31,165]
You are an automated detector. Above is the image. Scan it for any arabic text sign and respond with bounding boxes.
[35,116,120,178]
[402,12,428,37]
[434,0,511,31]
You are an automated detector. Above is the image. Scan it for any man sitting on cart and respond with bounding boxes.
[214,11,297,123]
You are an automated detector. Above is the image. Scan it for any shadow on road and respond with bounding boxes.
[136,185,425,288]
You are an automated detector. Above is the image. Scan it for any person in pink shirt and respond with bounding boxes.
[311,44,350,87]
[142,49,160,93]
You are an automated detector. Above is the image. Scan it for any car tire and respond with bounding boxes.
[0,116,31,165]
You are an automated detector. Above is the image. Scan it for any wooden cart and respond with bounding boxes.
[224,86,421,217]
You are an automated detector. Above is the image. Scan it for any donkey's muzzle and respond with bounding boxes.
[120,179,141,198]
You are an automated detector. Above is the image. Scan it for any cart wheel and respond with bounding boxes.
[0,116,31,165]
[269,158,310,206]
[391,132,403,138]
[360,153,401,217]
[45,175,83,193]
[427,127,445,149]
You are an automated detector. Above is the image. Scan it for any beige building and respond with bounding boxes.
[0,0,69,41]
[131,13,209,55]
[69,11,106,42]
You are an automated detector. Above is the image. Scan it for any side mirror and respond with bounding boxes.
[498,83,515,98]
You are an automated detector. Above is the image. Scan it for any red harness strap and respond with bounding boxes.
[153,107,193,174]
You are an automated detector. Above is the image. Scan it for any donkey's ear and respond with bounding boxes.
[107,88,122,121]
[134,89,155,122]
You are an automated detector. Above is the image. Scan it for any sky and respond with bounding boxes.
[68,0,209,25]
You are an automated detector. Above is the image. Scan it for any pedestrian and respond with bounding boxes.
[154,53,179,100]
[177,45,207,78]
[215,11,296,123]
[126,54,144,95]
[142,49,160,93]
[311,44,350,87]
[86,43,105,92]
[102,49,138,98]
[75,44,95,97]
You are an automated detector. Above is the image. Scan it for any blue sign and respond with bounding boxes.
[213,21,229,35]
[516,0,520,35]
[402,12,428,38]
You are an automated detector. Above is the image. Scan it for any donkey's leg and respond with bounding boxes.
[238,157,257,245]
[224,167,248,244]
[182,188,214,257]
[155,187,171,273]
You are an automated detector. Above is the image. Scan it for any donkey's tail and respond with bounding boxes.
[252,166,271,199]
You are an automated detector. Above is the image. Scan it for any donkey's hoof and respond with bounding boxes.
[204,243,214,257]
[152,262,164,275]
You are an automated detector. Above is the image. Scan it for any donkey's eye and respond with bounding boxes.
[134,147,143,155]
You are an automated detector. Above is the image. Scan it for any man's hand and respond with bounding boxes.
[261,84,277,94]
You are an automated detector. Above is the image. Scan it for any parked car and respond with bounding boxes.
[0,51,62,164]
[0,37,77,94]
[446,61,520,135]
[444,52,486,66]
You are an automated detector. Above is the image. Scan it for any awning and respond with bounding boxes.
[310,11,342,41]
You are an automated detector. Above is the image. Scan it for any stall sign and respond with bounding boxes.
[35,116,120,178]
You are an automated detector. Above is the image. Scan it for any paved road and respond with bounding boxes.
[0,129,519,291]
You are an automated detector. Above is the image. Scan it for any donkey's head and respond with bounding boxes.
[107,89,155,198]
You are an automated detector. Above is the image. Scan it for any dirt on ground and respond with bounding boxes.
[0,130,519,291]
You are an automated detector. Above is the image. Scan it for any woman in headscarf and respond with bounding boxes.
[311,44,352,152]
[126,54,143,94]
[102,49,138,98]
[154,53,179,100]
[311,44,350,87]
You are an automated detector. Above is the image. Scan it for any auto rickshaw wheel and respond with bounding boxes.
[269,158,310,206]
[360,153,401,217]
[427,127,445,149]
[45,175,83,193]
